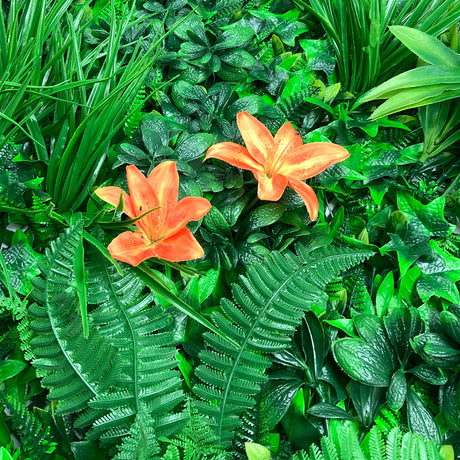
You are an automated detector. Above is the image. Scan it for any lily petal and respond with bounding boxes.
[126,165,160,233]
[287,178,320,221]
[253,171,288,201]
[237,111,275,165]
[279,143,350,179]
[162,197,212,239]
[154,227,205,262]
[205,142,262,172]
[147,161,179,221]
[95,186,136,219]
[107,231,159,266]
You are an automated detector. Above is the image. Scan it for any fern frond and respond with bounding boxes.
[165,398,226,460]
[194,245,372,448]
[1,393,57,458]
[276,88,313,128]
[113,408,160,460]
[78,253,184,444]
[29,221,121,416]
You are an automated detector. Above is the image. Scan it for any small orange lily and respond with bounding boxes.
[95,161,211,266]
[205,111,350,220]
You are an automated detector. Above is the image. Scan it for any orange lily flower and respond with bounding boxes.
[205,111,350,220]
[95,161,211,266]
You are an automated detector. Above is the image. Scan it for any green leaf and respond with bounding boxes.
[308,402,359,423]
[417,240,460,303]
[239,203,285,239]
[203,206,232,239]
[0,359,27,381]
[369,85,460,119]
[333,338,392,386]
[386,369,406,411]
[406,389,440,443]
[375,271,395,317]
[389,26,460,68]
[175,133,216,162]
[220,49,256,68]
[397,192,454,242]
[439,374,460,430]
[214,27,254,50]
[245,442,271,460]
[360,66,460,103]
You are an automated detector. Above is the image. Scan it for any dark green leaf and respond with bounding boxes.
[333,338,392,386]
[406,389,440,443]
[0,359,27,381]
[386,369,407,411]
[175,133,216,162]
[307,402,358,423]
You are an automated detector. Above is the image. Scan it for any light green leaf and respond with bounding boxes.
[389,26,460,68]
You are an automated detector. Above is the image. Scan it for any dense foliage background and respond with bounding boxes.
[1,0,460,459]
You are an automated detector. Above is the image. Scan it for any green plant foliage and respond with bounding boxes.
[292,423,446,460]
[79,251,184,444]
[193,244,372,448]
[0,393,57,458]
[28,221,122,415]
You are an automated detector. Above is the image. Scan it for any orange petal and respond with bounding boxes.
[154,228,205,262]
[126,165,160,233]
[236,111,275,165]
[162,196,212,238]
[147,161,179,222]
[279,143,350,180]
[205,142,262,172]
[95,186,136,219]
[107,231,158,266]
[287,178,319,221]
[253,171,288,201]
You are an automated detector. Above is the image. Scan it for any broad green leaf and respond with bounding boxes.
[441,309,460,344]
[397,192,454,243]
[439,374,460,430]
[409,364,448,385]
[245,442,271,460]
[0,359,27,381]
[333,338,392,386]
[239,203,285,239]
[308,402,359,423]
[387,369,407,411]
[406,389,440,443]
[370,85,460,119]
[417,240,460,303]
[214,27,255,50]
[220,49,256,68]
[389,26,460,67]
[360,66,460,103]
[204,206,232,239]
[375,271,395,317]
[175,133,216,162]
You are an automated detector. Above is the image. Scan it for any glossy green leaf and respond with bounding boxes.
[441,309,460,344]
[0,359,27,381]
[389,26,460,67]
[239,203,285,239]
[220,49,256,68]
[375,271,395,317]
[245,442,271,460]
[440,374,460,430]
[307,402,358,423]
[175,133,216,162]
[387,369,407,411]
[406,389,440,443]
[417,240,460,304]
[370,85,460,119]
[409,364,448,385]
[333,338,392,386]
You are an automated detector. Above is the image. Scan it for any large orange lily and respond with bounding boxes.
[95,161,211,266]
[205,111,350,220]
